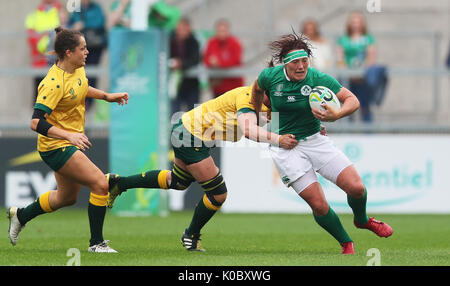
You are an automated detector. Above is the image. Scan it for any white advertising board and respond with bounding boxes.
[220,135,450,214]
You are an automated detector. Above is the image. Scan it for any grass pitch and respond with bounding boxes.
[0,208,449,266]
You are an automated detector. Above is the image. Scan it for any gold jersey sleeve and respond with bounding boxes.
[34,65,89,152]
[35,75,64,113]
[181,86,269,143]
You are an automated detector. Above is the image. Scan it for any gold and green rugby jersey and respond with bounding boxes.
[181,86,269,142]
[34,64,88,152]
[257,65,342,140]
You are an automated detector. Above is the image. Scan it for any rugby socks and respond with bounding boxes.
[313,207,353,244]
[185,194,221,236]
[88,192,109,246]
[117,170,169,191]
[347,187,370,225]
[186,174,226,236]
[17,191,54,225]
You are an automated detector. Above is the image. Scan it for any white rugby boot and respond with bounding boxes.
[7,206,25,246]
[88,240,118,253]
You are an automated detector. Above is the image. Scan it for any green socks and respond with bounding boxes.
[118,170,167,191]
[17,191,54,225]
[347,188,369,225]
[88,192,109,246]
[314,207,352,244]
[185,196,218,236]
[17,199,46,225]
[88,203,106,246]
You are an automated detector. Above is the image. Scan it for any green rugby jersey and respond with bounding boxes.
[257,65,342,140]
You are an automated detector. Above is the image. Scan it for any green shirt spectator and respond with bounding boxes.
[338,34,375,68]
[147,0,181,31]
[336,11,377,122]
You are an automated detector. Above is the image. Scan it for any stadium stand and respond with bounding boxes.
[0,0,449,128]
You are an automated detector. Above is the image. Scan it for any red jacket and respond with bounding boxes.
[26,2,62,67]
[203,35,244,96]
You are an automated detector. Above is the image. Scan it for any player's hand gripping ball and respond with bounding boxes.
[309,86,341,111]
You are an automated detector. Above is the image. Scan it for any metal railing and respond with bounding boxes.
[1,28,449,133]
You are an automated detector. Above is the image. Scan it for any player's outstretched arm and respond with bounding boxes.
[87,86,129,106]
[237,112,297,149]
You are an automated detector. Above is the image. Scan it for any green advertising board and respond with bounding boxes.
[109,29,169,216]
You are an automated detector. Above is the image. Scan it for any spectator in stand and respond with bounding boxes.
[301,19,333,71]
[169,18,200,114]
[337,11,376,122]
[108,0,132,29]
[203,19,244,98]
[25,0,65,102]
[68,0,107,112]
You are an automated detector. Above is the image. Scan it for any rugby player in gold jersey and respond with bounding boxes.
[7,27,129,253]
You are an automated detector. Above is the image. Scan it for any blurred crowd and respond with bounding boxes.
[26,0,394,122]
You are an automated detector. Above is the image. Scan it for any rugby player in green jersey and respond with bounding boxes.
[251,33,392,254]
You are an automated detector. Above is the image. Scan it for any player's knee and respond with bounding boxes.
[203,191,227,211]
[200,172,227,208]
[200,172,226,193]
[347,180,365,199]
[169,165,195,190]
[90,176,109,196]
[212,192,227,204]
[311,199,329,216]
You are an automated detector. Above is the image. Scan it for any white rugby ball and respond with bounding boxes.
[309,86,341,111]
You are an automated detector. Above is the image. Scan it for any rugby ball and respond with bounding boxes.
[309,86,341,111]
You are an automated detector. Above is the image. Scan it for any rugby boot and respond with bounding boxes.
[106,173,121,209]
[341,241,355,255]
[354,217,393,238]
[7,206,25,246]
[181,230,205,252]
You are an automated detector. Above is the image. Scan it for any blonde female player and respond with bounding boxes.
[7,27,129,253]
[252,32,393,255]
[105,85,300,251]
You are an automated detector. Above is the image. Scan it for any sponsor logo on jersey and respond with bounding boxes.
[69,88,77,100]
[274,84,284,96]
[287,96,296,102]
[301,85,312,96]
[281,175,290,184]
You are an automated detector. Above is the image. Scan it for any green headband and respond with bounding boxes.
[283,50,308,64]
